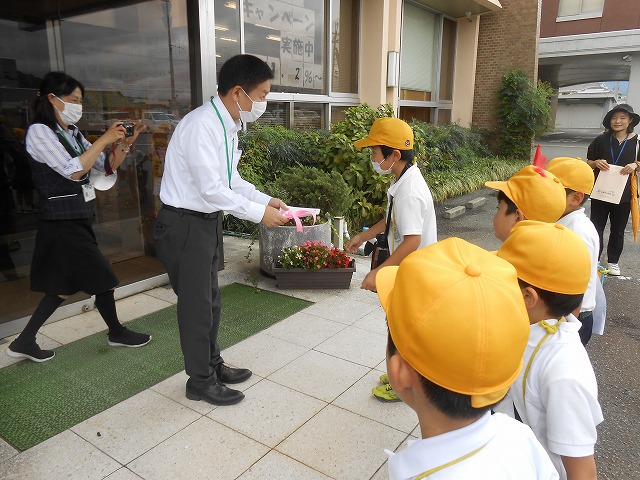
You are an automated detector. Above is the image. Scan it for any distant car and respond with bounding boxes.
[77,111,133,135]
[103,111,132,130]
[141,111,174,132]
[76,111,106,135]
[165,113,181,127]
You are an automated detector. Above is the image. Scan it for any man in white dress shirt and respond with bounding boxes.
[154,55,288,406]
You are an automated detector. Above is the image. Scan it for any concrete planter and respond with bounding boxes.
[258,222,332,277]
[273,259,356,289]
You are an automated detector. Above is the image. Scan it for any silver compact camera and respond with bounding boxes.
[121,123,135,137]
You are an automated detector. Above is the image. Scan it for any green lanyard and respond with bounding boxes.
[57,127,86,155]
[210,97,234,189]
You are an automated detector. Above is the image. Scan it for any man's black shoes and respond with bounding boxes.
[185,380,245,406]
[185,364,252,406]
[215,363,252,384]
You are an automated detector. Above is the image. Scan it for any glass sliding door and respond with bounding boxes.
[0,0,194,328]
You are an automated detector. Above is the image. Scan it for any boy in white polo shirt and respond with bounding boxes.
[497,221,604,480]
[546,157,603,345]
[345,117,437,402]
[485,164,567,242]
[377,237,558,479]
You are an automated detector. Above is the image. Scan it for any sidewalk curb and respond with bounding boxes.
[442,194,490,220]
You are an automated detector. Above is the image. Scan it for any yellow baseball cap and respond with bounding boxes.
[546,157,595,195]
[354,117,414,150]
[485,165,566,223]
[497,221,591,295]
[376,238,529,408]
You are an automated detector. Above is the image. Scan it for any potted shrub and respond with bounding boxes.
[259,165,354,276]
[273,241,356,289]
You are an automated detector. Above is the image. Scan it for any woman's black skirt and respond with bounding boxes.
[30,217,119,295]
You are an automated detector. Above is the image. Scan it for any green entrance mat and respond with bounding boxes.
[0,283,311,451]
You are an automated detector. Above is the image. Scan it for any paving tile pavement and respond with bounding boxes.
[3,205,640,479]
[0,235,416,480]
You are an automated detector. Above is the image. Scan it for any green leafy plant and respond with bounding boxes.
[269,165,354,219]
[236,123,318,190]
[423,157,527,202]
[308,104,395,227]
[496,69,553,160]
[278,241,352,270]
[225,124,318,234]
[411,122,491,171]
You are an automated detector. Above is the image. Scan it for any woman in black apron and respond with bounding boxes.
[6,72,151,362]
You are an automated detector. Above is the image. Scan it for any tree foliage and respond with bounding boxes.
[496,69,553,160]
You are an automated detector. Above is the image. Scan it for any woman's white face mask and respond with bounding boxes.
[54,95,83,125]
[237,88,266,123]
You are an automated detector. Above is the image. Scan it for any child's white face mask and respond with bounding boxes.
[371,155,396,175]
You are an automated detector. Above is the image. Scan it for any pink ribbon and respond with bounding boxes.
[281,208,318,233]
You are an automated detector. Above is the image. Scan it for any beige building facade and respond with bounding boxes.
[1,0,540,335]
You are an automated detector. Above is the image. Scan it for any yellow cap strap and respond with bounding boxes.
[522,317,565,403]
[413,441,489,479]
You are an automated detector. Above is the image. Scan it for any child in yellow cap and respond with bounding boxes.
[345,117,437,402]
[376,237,558,479]
[485,165,567,241]
[546,157,602,345]
[496,221,603,480]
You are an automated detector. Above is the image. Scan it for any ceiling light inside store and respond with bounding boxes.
[254,23,278,30]
[225,1,236,8]
[266,35,281,41]
[214,25,228,31]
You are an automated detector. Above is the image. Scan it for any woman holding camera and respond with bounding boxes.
[6,72,150,363]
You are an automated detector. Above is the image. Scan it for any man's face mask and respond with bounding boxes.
[237,88,267,123]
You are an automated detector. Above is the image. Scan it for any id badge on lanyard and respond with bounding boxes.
[82,183,96,202]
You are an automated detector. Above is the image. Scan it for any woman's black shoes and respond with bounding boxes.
[108,327,152,347]
[6,340,55,362]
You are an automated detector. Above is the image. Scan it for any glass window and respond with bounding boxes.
[256,101,289,128]
[400,3,437,98]
[399,106,433,124]
[331,0,359,94]
[0,20,49,323]
[330,105,355,125]
[214,0,241,77]
[244,0,326,94]
[0,0,193,326]
[439,18,456,102]
[558,0,604,16]
[293,103,324,131]
[437,108,451,125]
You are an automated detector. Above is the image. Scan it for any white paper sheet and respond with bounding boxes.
[590,165,628,204]
[281,206,321,216]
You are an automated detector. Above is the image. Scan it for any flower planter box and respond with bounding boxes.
[273,259,356,289]
[259,223,332,277]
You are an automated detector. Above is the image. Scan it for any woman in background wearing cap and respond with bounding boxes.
[586,104,640,276]
[5,72,150,363]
